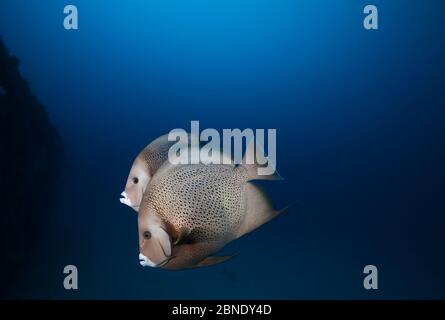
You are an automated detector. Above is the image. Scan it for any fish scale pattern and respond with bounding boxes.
[144,164,249,242]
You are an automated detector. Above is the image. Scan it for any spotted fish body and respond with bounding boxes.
[139,161,282,269]
[144,164,248,243]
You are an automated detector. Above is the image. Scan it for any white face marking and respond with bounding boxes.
[119,191,132,207]
[139,253,158,268]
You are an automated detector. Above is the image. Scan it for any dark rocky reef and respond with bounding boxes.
[0,38,62,296]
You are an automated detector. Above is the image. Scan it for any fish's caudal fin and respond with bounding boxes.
[196,255,236,268]
[235,182,287,239]
[240,137,282,181]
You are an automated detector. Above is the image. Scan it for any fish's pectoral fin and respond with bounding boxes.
[173,227,190,246]
[196,254,237,268]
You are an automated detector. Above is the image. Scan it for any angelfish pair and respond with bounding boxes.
[120,134,285,270]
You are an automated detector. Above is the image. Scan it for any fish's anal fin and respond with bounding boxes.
[196,255,235,268]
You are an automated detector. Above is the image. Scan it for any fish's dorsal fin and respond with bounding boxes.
[239,138,282,181]
[173,227,191,246]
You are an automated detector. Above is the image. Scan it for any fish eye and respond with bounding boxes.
[132,177,139,184]
[143,231,151,240]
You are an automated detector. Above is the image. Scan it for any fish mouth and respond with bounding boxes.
[120,191,140,210]
[139,253,175,268]
[120,191,133,207]
[139,253,156,267]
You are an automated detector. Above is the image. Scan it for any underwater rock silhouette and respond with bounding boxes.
[0,38,62,296]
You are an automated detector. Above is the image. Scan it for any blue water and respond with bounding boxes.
[1,0,444,299]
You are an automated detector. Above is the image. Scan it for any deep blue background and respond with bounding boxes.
[1,0,444,299]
